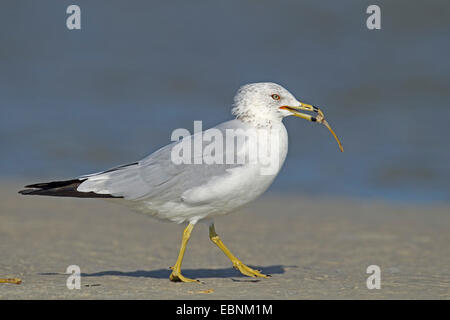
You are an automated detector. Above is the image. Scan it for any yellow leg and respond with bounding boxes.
[209,224,270,278]
[169,223,199,282]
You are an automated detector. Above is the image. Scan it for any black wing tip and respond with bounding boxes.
[24,183,48,188]
[23,179,84,190]
[18,189,35,195]
[18,178,122,199]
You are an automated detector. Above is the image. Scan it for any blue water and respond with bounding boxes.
[1,1,449,203]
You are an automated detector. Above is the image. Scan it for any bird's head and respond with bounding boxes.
[232,82,343,152]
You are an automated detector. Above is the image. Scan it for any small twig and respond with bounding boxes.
[315,109,344,152]
[0,278,22,285]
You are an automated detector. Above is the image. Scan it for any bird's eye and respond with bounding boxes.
[271,94,281,100]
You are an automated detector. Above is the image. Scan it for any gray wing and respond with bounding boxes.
[77,120,249,202]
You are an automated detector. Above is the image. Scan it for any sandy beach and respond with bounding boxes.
[0,181,449,299]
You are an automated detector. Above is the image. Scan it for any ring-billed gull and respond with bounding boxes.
[19,82,343,282]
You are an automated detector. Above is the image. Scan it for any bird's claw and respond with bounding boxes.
[232,261,271,278]
[169,270,200,283]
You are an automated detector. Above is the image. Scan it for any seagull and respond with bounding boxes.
[19,82,343,282]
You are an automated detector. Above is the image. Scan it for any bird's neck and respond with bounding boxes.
[234,112,283,129]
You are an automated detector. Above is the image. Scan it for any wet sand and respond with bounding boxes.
[1,181,449,299]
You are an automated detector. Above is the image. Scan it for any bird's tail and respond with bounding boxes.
[18,179,120,198]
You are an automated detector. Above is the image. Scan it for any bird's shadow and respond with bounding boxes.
[40,265,292,280]
[81,265,289,279]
